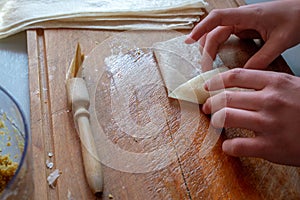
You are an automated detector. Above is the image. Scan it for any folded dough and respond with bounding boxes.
[169,67,229,104]
[153,35,226,104]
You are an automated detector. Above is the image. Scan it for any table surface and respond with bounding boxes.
[0,0,299,129]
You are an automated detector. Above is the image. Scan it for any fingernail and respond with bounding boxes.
[203,81,209,91]
[185,36,196,44]
[202,103,207,114]
[222,140,230,154]
[202,103,210,115]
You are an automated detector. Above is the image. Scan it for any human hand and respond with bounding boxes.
[202,68,300,166]
[186,0,300,70]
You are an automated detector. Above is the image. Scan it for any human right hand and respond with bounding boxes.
[202,68,300,166]
[186,0,300,70]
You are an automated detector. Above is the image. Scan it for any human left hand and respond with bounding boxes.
[185,0,300,70]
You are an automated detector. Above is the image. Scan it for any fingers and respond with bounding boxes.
[200,26,233,71]
[185,7,257,43]
[202,90,261,114]
[222,137,269,158]
[204,68,269,91]
[203,89,271,158]
[211,108,263,133]
[244,35,288,69]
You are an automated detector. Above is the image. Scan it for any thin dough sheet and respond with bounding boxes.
[153,35,224,100]
[0,0,208,39]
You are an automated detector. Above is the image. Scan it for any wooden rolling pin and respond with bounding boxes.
[66,44,103,196]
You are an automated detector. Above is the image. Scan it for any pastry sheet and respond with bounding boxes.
[0,0,207,39]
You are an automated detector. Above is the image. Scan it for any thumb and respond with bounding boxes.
[222,137,268,158]
[244,36,287,69]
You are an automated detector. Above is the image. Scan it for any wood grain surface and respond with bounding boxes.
[27,0,300,200]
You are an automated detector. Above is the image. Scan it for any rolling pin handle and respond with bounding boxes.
[66,77,103,195]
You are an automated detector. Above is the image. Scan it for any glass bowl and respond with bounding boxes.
[0,86,32,199]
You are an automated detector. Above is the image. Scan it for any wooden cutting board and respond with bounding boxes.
[27,0,300,199]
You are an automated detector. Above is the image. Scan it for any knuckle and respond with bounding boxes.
[272,73,291,88]
[252,6,264,26]
[224,91,233,106]
[253,7,264,17]
[261,91,285,109]
[255,115,273,132]
[235,6,264,28]
[256,113,282,134]
[259,74,296,131]
[230,140,244,156]
[227,68,243,82]
[210,9,223,19]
